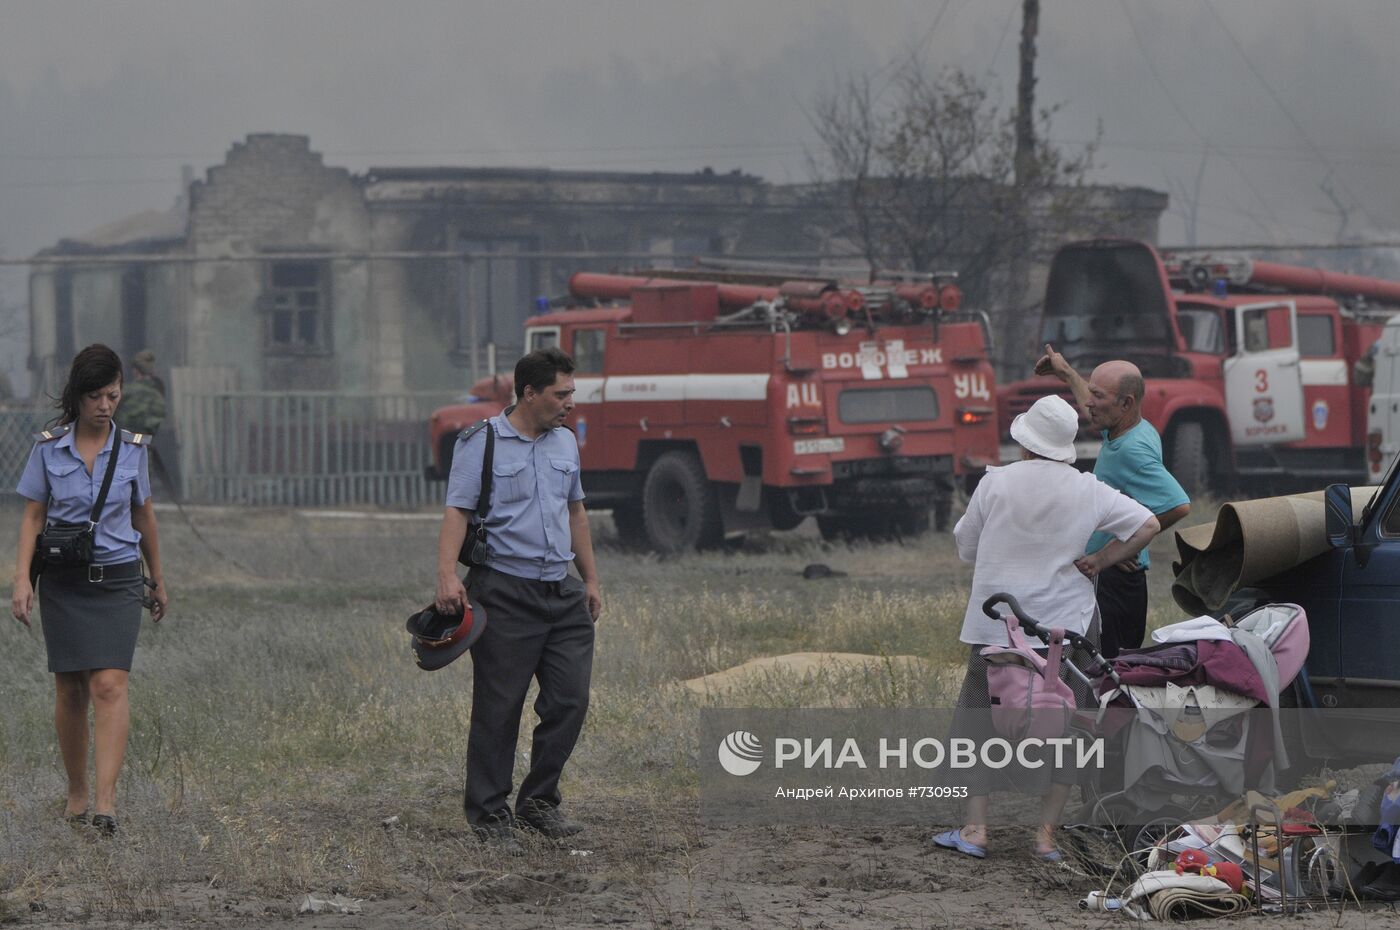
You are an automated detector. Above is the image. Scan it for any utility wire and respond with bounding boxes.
[867,0,952,95]
[985,0,1019,76]
[1116,0,1285,236]
[1201,0,1383,231]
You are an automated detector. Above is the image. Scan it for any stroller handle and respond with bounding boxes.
[980,593,1096,653]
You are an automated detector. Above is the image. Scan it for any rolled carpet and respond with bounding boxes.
[1170,487,1377,615]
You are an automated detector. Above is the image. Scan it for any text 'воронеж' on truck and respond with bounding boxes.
[997,238,1400,495]
[425,268,1000,553]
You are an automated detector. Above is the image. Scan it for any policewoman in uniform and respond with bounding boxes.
[10,344,169,834]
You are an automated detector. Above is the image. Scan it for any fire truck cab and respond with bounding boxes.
[998,239,1400,493]
[427,270,999,552]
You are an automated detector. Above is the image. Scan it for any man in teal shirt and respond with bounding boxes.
[1036,346,1191,657]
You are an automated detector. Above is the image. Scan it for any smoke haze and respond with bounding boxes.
[2,0,1398,388]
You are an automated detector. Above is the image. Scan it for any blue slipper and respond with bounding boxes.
[930,828,987,859]
[1032,847,1065,863]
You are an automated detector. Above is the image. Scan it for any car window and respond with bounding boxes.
[1298,314,1337,357]
[1381,489,1400,537]
[1177,308,1224,354]
[573,329,605,374]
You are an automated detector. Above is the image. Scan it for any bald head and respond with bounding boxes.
[1085,360,1144,436]
[1091,360,1144,403]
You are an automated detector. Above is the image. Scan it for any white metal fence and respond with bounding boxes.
[175,391,457,507]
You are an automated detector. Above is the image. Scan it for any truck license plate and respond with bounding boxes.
[794,438,845,455]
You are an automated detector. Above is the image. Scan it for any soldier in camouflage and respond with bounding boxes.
[120,350,165,437]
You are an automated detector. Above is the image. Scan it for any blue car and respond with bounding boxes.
[1254,465,1400,767]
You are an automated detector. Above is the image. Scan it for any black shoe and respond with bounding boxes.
[516,803,584,840]
[1363,862,1400,902]
[91,814,118,836]
[472,817,525,856]
[1353,861,1384,888]
[65,809,89,827]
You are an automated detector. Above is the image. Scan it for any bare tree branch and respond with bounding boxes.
[808,60,1106,371]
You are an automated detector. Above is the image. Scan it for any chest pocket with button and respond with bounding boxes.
[548,458,579,501]
[44,458,87,503]
[115,465,139,504]
[492,460,530,504]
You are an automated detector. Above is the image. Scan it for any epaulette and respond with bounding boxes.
[120,429,151,446]
[33,423,72,442]
[457,419,492,444]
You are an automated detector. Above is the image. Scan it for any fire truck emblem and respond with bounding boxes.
[1253,397,1275,423]
[1312,399,1329,431]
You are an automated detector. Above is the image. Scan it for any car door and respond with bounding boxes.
[1338,485,1400,691]
[1318,479,1400,760]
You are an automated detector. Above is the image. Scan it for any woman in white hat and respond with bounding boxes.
[932,394,1159,861]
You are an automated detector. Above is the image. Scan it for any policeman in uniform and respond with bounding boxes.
[435,347,602,854]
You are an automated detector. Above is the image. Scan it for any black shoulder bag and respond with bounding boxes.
[456,420,495,567]
[35,424,123,571]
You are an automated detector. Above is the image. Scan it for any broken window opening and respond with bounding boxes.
[265,260,330,353]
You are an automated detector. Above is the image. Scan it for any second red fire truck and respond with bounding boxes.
[998,239,1400,492]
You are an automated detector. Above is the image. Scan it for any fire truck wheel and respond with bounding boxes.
[933,496,952,532]
[641,451,723,553]
[896,511,930,537]
[1168,421,1211,495]
[609,504,646,548]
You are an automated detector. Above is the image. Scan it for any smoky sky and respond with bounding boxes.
[3,0,1400,274]
[3,0,1399,260]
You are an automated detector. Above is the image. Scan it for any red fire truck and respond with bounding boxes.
[426,269,999,552]
[997,239,1400,492]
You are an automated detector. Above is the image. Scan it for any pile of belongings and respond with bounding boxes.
[1094,606,1308,806]
[1080,864,1251,920]
[1078,784,1352,919]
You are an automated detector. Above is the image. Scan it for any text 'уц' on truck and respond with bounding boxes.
[997,238,1400,495]
[426,268,1000,553]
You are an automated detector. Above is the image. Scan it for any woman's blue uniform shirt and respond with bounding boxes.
[16,425,153,565]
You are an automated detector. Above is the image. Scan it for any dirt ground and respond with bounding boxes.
[8,797,1399,929]
[4,506,1400,928]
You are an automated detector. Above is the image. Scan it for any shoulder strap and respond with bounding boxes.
[477,422,495,519]
[89,422,123,527]
[456,418,495,517]
[33,423,71,443]
[457,419,491,444]
[121,428,151,446]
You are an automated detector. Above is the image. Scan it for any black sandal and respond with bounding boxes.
[65,809,89,826]
[90,814,117,836]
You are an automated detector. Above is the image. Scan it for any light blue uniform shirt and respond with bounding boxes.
[1085,419,1189,569]
[16,424,153,565]
[445,409,584,582]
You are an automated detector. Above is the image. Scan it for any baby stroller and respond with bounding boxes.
[980,593,1311,872]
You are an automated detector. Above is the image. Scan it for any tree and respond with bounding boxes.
[807,58,1106,374]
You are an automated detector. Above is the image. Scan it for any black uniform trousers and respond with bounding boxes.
[464,566,595,827]
[1095,565,1149,660]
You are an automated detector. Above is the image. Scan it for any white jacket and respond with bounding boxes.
[955,459,1153,645]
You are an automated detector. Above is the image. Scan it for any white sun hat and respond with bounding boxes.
[1009,394,1079,463]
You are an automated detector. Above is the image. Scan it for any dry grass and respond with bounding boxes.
[0,501,1205,923]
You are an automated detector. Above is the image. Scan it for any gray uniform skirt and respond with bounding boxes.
[38,560,144,673]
